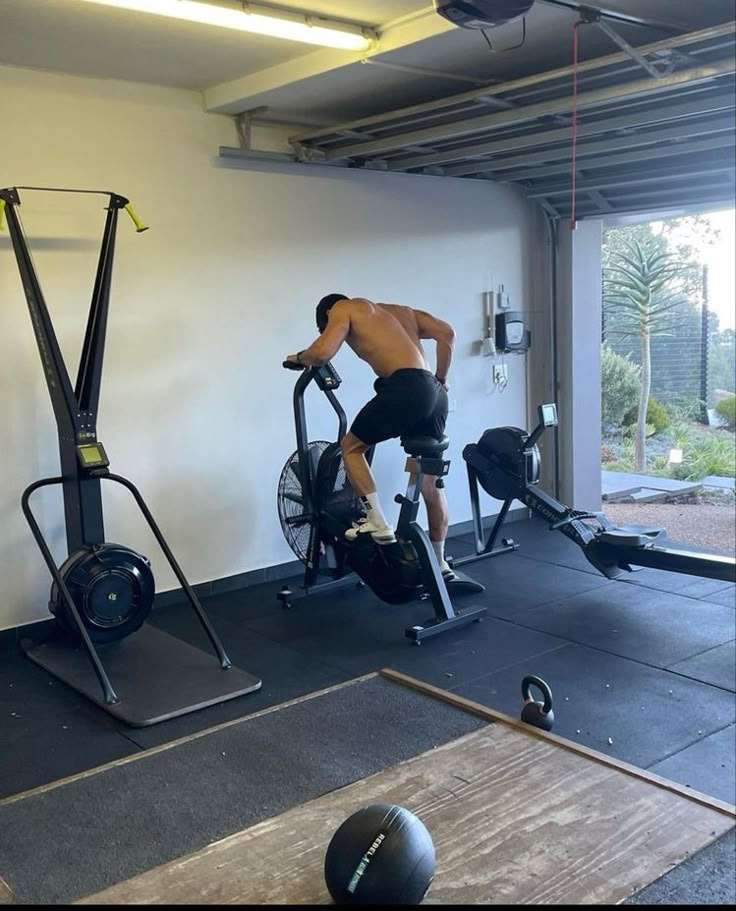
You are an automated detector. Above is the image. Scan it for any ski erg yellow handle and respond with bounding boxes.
[0,194,148,233]
[124,202,149,233]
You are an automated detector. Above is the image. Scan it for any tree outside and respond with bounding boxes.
[603,240,687,471]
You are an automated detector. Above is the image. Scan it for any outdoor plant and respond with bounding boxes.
[670,434,736,481]
[623,396,670,433]
[603,240,689,471]
[645,397,670,432]
[715,394,736,430]
[600,444,616,463]
[623,421,657,439]
[667,396,704,423]
[601,344,640,431]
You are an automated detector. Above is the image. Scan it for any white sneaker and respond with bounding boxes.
[345,518,396,545]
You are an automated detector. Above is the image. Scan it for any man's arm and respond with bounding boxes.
[286,300,351,367]
[414,309,455,386]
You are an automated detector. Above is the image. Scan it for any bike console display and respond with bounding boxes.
[281,360,341,391]
[314,363,341,392]
[539,404,558,427]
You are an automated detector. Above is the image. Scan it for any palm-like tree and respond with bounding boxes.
[603,240,687,471]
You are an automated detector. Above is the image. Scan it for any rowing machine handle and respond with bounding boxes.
[282,360,307,370]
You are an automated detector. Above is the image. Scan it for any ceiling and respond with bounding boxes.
[2,0,735,220]
[0,1,425,94]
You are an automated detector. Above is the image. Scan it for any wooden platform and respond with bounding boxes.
[0,877,13,905]
[77,670,735,906]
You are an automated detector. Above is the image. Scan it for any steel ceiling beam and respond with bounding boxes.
[317,60,734,161]
[215,16,735,226]
[575,181,732,203]
[538,0,688,33]
[585,189,614,213]
[477,123,736,182]
[501,39,735,106]
[396,91,735,173]
[547,188,734,219]
[291,22,734,145]
[527,165,735,197]
[564,202,729,219]
[593,18,669,79]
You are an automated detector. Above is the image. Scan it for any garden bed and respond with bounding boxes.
[602,423,735,481]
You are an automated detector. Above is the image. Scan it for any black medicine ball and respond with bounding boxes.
[324,803,436,905]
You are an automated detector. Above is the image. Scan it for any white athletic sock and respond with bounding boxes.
[361,493,392,530]
[431,539,451,573]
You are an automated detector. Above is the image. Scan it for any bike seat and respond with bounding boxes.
[401,435,450,458]
[597,524,665,547]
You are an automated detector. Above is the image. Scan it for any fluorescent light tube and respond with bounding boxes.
[77,0,376,50]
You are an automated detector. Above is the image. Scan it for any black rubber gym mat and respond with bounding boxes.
[451,642,736,786]
[442,549,613,621]
[488,515,601,574]
[517,581,736,666]
[0,675,487,905]
[0,646,137,800]
[623,827,736,906]
[668,641,736,691]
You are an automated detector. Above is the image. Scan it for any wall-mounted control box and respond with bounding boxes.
[495,310,530,353]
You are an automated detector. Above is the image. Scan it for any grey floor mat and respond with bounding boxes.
[0,675,486,905]
[624,827,736,905]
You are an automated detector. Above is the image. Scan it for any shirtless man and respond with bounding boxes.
[285,293,458,582]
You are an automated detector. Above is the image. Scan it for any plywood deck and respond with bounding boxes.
[0,877,14,905]
[79,702,735,905]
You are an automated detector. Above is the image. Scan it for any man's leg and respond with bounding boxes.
[340,431,377,497]
[341,431,395,543]
[420,473,456,578]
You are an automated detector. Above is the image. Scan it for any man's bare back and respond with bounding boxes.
[285,292,454,386]
[343,298,429,378]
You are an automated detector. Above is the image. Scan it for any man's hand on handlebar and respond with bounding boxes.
[284,353,307,370]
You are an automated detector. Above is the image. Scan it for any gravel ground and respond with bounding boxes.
[604,501,735,555]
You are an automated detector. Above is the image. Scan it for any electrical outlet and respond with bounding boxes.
[493,364,507,385]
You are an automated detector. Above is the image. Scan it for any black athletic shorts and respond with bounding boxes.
[350,368,448,447]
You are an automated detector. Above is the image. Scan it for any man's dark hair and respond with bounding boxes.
[316,293,348,333]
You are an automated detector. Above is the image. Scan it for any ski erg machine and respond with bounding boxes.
[0,186,261,726]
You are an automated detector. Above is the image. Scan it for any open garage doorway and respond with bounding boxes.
[599,206,735,556]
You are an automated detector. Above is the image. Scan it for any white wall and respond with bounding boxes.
[0,64,547,630]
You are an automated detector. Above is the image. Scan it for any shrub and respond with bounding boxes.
[601,445,616,463]
[623,397,670,433]
[646,397,670,432]
[671,434,736,481]
[622,421,657,439]
[601,345,640,431]
[668,396,704,423]
[715,394,736,430]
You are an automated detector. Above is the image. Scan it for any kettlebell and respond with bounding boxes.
[521,675,554,731]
